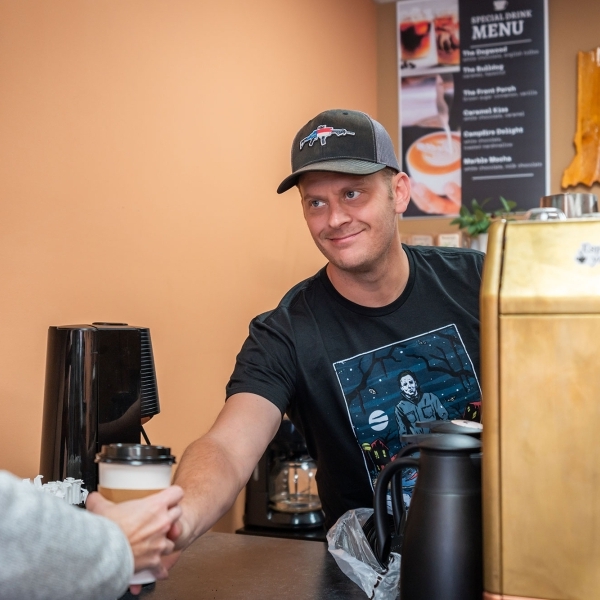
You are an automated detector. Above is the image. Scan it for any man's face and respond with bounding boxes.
[298,170,410,274]
[400,374,417,399]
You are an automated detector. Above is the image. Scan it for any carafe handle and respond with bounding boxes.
[373,457,419,566]
[390,443,419,534]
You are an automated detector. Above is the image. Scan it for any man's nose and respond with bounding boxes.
[328,200,351,228]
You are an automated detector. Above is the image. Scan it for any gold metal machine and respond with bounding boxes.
[482,218,600,600]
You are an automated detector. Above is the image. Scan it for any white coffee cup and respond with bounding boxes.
[406,130,461,196]
[96,444,176,585]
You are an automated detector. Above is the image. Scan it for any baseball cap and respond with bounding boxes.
[277,109,401,194]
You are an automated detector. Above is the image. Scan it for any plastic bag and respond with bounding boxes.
[327,507,400,600]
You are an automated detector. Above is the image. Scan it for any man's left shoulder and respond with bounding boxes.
[409,244,483,260]
[408,244,484,272]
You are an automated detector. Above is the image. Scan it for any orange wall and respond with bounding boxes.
[0,0,377,530]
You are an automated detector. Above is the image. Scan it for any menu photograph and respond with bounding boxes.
[397,0,549,217]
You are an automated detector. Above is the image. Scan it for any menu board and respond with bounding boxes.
[397,0,549,217]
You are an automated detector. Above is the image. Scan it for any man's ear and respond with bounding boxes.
[393,172,411,215]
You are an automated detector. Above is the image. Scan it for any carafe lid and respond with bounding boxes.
[418,433,481,452]
[95,443,175,465]
[428,421,482,436]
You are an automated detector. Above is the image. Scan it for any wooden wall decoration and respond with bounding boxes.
[562,48,600,188]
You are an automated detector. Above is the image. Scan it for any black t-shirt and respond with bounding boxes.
[226,245,484,528]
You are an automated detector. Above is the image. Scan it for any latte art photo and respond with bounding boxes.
[409,132,460,172]
[406,131,461,195]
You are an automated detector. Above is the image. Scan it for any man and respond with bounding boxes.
[0,469,182,599]
[395,370,449,437]
[171,109,482,550]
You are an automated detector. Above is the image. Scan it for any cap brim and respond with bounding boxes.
[276,160,387,194]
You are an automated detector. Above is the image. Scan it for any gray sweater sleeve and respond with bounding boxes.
[0,470,134,600]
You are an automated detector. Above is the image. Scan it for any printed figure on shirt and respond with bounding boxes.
[394,369,448,438]
[334,324,481,499]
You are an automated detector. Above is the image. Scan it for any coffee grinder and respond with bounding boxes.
[242,419,325,539]
[39,323,160,494]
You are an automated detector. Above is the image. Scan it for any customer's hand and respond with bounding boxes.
[86,486,183,579]
[410,180,461,214]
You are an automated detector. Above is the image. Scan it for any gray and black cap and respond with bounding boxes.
[277,109,401,194]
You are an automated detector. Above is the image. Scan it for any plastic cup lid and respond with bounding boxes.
[95,443,176,465]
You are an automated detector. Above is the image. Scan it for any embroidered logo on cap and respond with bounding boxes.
[299,125,355,150]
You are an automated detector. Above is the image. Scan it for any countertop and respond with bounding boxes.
[125,531,367,600]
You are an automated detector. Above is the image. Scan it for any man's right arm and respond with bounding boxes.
[171,392,282,550]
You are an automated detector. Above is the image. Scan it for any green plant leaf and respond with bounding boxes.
[499,196,517,212]
[452,196,514,234]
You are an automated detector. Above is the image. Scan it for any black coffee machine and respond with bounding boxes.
[39,323,160,493]
[241,419,325,541]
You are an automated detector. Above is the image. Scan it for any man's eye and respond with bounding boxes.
[310,200,324,208]
[346,190,361,200]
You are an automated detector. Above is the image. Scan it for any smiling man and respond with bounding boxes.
[170,109,483,550]
[298,168,409,306]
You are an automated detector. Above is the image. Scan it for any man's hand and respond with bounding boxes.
[166,507,193,550]
[410,180,461,215]
[86,485,183,578]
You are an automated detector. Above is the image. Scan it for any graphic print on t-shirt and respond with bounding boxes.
[332,324,481,498]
